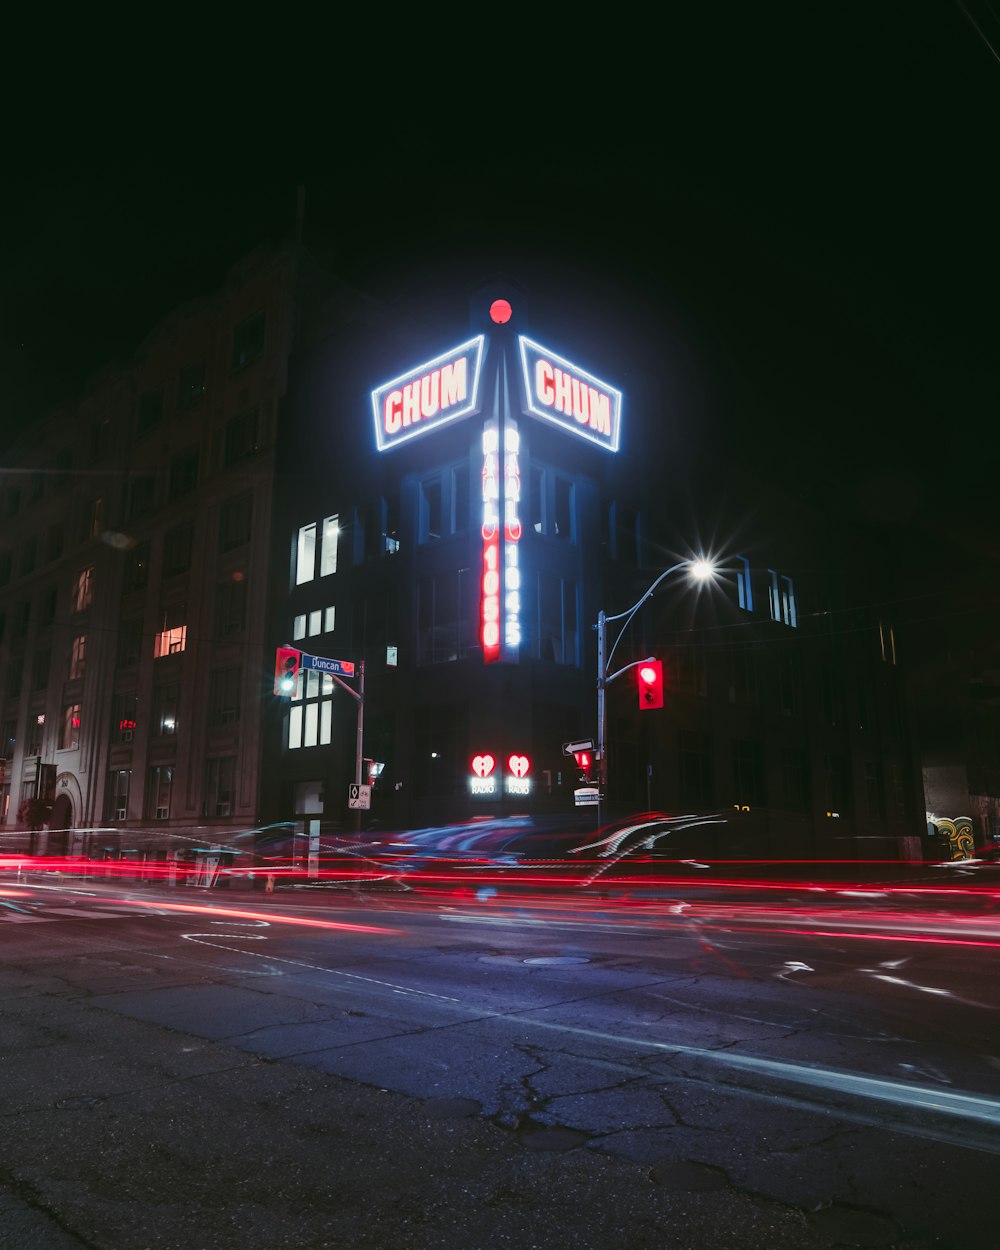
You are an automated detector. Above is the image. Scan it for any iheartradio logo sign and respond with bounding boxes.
[471,754,496,779]
[507,754,530,778]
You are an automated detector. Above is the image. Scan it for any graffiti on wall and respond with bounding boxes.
[926,813,975,860]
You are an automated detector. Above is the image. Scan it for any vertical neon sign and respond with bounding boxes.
[481,420,501,663]
[503,418,521,654]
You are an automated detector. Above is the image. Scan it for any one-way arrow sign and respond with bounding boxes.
[562,738,595,756]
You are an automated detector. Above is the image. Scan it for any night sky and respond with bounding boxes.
[2,4,997,642]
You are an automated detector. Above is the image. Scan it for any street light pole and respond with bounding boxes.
[596,559,715,821]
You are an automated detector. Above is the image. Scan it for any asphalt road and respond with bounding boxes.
[1,871,997,1249]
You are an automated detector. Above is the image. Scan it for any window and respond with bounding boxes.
[168,448,199,499]
[553,476,574,541]
[88,418,111,461]
[137,386,164,435]
[231,311,265,371]
[47,520,65,561]
[879,620,897,665]
[324,606,336,633]
[105,769,130,821]
[220,492,253,552]
[40,587,57,627]
[0,552,11,587]
[59,703,81,751]
[204,755,235,816]
[163,524,194,578]
[529,465,544,534]
[117,618,143,669]
[735,556,754,611]
[177,361,207,408]
[122,542,149,594]
[111,692,138,743]
[127,475,155,520]
[678,730,714,808]
[417,572,469,664]
[70,570,94,612]
[224,407,259,466]
[14,602,30,638]
[215,576,247,638]
[864,761,885,818]
[382,496,400,555]
[320,515,339,575]
[154,607,187,658]
[419,477,443,543]
[20,537,36,576]
[781,748,809,811]
[152,681,179,735]
[32,648,50,691]
[5,656,23,698]
[451,466,469,534]
[208,666,241,726]
[287,669,335,750]
[537,576,578,665]
[732,738,766,808]
[147,765,174,819]
[295,522,317,584]
[767,570,798,627]
[1,718,16,757]
[69,634,87,680]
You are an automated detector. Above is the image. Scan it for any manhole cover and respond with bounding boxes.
[523,956,590,965]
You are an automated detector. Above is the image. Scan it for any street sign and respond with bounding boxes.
[574,786,600,806]
[303,653,355,677]
[348,783,371,810]
[563,738,595,756]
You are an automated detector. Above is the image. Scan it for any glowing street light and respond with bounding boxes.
[596,558,716,817]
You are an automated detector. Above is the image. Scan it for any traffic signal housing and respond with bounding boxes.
[274,646,301,696]
[637,659,664,710]
[573,750,593,782]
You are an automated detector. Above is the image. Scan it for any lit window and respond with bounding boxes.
[324,606,335,633]
[105,769,130,821]
[69,634,87,679]
[736,556,754,612]
[320,515,339,576]
[147,765,173,819]
[59,704,81,751]
[296,523,316,585]
[154,607,187,658]
[308,610,321,636]
[780,575,797,628]
[72,566,95,613]
[293,614,306,641]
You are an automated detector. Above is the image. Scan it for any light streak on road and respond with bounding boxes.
[98,897,401,935]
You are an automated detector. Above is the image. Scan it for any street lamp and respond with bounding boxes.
[596,558,716,817]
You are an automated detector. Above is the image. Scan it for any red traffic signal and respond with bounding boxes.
[637,659,664,709]
[274,646,301,696]
[573,750,592,779]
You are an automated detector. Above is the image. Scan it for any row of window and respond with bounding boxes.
[1,667,245,760]
[675,730,908,819]
[102,757,233,821]
[734,556,798,627]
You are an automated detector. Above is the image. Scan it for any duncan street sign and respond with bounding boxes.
[302,653,355,677]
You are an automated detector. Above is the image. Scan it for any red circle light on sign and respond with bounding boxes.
[638,665,657,684]
[489,299,512,325]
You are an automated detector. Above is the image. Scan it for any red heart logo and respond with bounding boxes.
[472,754,495,778]
[508,754,529,778]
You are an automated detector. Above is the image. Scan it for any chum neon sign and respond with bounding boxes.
[518,336,621,452]
[372,336,484,452]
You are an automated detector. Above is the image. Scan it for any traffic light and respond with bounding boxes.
[573,750,593,782]
[637,659,664,710]
[274,646,301,696]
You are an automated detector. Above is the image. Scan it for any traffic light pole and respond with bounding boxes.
[328,660,365,835]
[596,561,713,823]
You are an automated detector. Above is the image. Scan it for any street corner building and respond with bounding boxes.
[0,243,935,873]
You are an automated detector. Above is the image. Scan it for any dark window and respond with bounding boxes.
[20,538,36,576]
[419,477,443,542]
[40,587,57,626]
[417,572,468,664]
[104,769,130,821]
[451,464,469,533]
[383,493,400,555]
[529,464,544,534]
[146,765,174,819]
[826,754,852,815]
[215,576,247,638]
[553,476,573,540]
[2,718,17,756]
[204,755,235,816]
[46,521,65,562]
[0,553,11,587]
[127,474,155,520]
[117,618,143,669]
[231,312,265,371]
[224,408,260,466]
[32,647,50,691]
[137,386,164,435]
[220,493,253,552]
[79,497,103,543]
[168,448,199,499]
[732,738,766,808]
[208,666,242,726]
[777,651,801,716]
[15,601,30,637]
[177,361,207,408]
[5,656,22,698]
[678,730,714,808]
[122,543,150,594]
[163,524,194,578]
[728,645,758,706]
